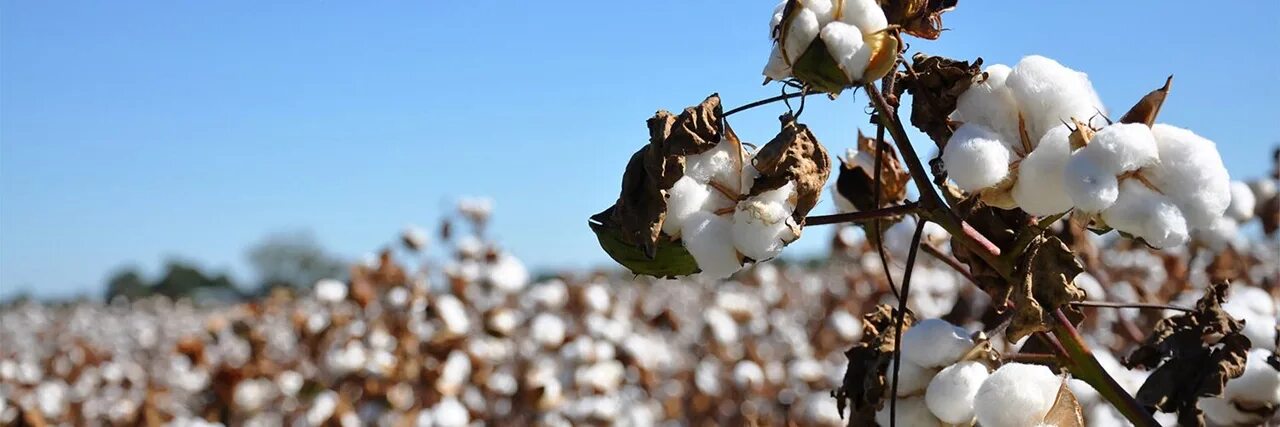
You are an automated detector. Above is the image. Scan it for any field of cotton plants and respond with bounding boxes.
[3,0,1279,426]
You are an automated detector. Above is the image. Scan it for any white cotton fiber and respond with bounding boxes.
[819,22,866,82]
[802,0,837,25]
[953,64,1020,143]
[886,359,938,397]
[1101,180,1189,248]
[686,141,741,186]
[973,363,1060,427]
[925,361,989,424]
[764,46,792,81]
[663,176,712,238]
[1079,123,1159,174]
[942,123,1013,192]
[1195,217,1239,252]
[1013,125,1074,216]
[901,319,975,368]
[784,8,821,65]
[682,211,741,280]
[1200,396,1252,426]
[1226,180,1257,221]
[875,395,941,427]
[314,279,348,303]
[1146,124,1231,230]
[1063,155,1120,212]
[840,0,889,34]
[732,191,797,261]
[1224,349,1280,404]
[1006,55,1107,143]
[843,38,875,83]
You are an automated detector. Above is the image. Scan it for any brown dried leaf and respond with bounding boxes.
[1042,378,1085,427]
[1123,282,1251,423]
[751,113,833,223]
[1260,193,1279,237]
[833,305,916,425]
[897,53,983,147]
[835,131,910,212]
[877,0,958,40]
[1119,76,1172,127]
[1007,235,1086,342]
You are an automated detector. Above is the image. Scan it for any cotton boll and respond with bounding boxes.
[1226,180,1257,221]
[1146,124,1231,229]
[1079,123,1159,174]
[802,0,837,24]
[901,319,975,368]
[1224,349,1280,404]
[840,0,889,34]
[885,359,938,397]
[1101,180,1189,249]
[942,123,1014,192]
[531,314,566,348]
[1063,155,1120,212]
[432,397,469,427]
[874,395,941,427]
[953,64,1020,142]
[974,363,1061,427]
[1200,396,1252,426]
[682,211,742,280]
[764,46,792,81]
[1249,178,1278,205]
[487,253,529,292]
[1006,55,1107,142]
[1013,126,1074,216]
[819,22,866,82]
[732,184,799,260]
[783,8,821,66]
[662,176,713,238]
[1195,217,1240,252]
[925,361,989,424]
[685,142,741,186]
[315,279,348,303]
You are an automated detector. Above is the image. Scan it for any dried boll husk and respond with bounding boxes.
[589,94,736,277]
[750,113,833,224]
[835,131,909,212]
[877,0,958,40]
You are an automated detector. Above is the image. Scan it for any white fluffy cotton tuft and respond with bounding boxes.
[1063,153,1120,212]
[874,395,941,427]
[885,359,938,397]
[953,64,1020,142]
[1101,180,1189,248]
[1077,123,1159,175]
[1006,55,1107,143]
[1226,180,1257,221]
[901,319,975,368]
[783,8,821,65]
[731,184,798,261]
[1013,125,1074,216]
[819,22,867,83]
[973,363,1060,427]
[1146,124,1231,230]
[943,123,1013,192]
[682,211,742,280]
[662,176,712,238]
[925,361,989,424]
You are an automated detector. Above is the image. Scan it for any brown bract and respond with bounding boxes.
[1118,76,1172,127]
[878,0,958,40]
[1042,378,1086,427]
[897,53,982,148]
[750,113,832,224]
[1123,282,1251,426]
[834,304,916,425]
[836,131,910,212]
[1006,235,1086,342]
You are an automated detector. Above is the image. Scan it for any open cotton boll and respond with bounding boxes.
[901,319,975,368]
[953,64,1020,142]
[839,0,889,34]
[1064,155,1120,212]
[662,176,713,238]
[1079,123,1159,174]
[974,363,1061,427]
[1006,56,1106,142]
[314,279,347,303]
[819,22,866,82]
[685,142,740,186]
[925,361,989,424]
[942,123,1013,192]
[763,46,792,81]
[1226,180,1257,221]
[1146,124,1231,229]
[783,8,821,65]
[802,0,837,24]
[1013,126,1074,216]
[1224,349,1280,404]
[874,395,941,427]
[682,211,742,280]
[885,359,938,397]
[732,199,796,261]
[1102,180,1189,248]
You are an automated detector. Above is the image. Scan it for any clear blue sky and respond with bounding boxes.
[2,1,1277,299]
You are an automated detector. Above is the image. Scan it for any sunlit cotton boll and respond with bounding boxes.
[925,361,989,424]
[486,253,529,292]
[432,397,469,427]
[685,140,742,188]
[953,64,1019,142]
[1101,180,1189,248]
[662,176,712,238]
[818,22,867,83]
[1005,55,1106,141]
[314,279,347,303]
[1012,125,1074,216]
[1226,180,1257,221]
[1063,152,1121,213]
[839,0,888,34]
[885,359,938,397]
[732,183,798,261]
[682,211,742,280]
[1145,124,1231,230]
[973,363,1060,427]
[783,8,821,68]
[1226,348,1280,404]
[901,319,974,368]
[942,123,1012,192]
[531,313,566,349]
[875,395,941,427]
[1073,123,1159,175]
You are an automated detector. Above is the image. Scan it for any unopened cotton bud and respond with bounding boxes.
[974,363,1060,427]
[942,123,1013,191]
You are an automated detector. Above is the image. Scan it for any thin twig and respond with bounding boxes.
[873,67,901,301]
[1003,352,1059,364]
[919,242,976,285]
[889,219,927,427]
[1069,301,1194,313]
[722,91,810,117]
[803,203,918,226]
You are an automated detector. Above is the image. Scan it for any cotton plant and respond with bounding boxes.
[590,95,830,280]
[763,0,900,95]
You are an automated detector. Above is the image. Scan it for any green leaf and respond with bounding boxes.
[589,207,700,278]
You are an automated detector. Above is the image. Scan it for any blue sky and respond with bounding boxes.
[2,1,1277,299]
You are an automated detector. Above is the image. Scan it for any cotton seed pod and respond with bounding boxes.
[766,0,899,95]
